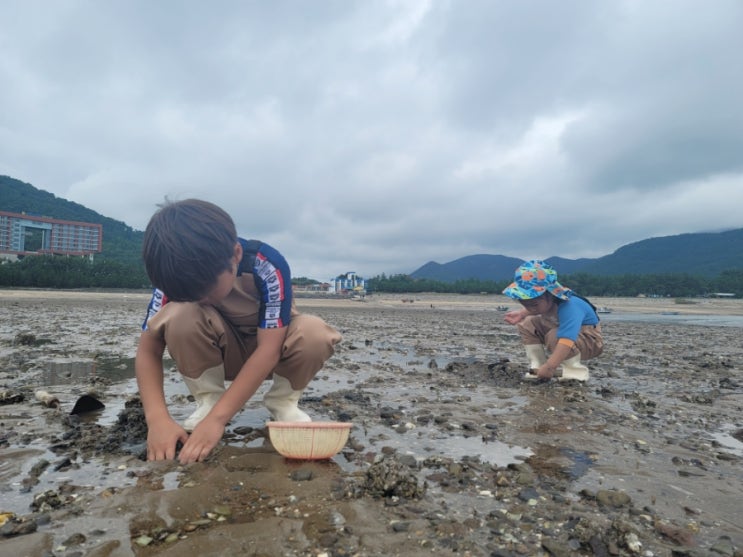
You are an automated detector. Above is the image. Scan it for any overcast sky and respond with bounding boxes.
[2,1,742,280]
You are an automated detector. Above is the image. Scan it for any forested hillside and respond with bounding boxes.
[578,228,743,277]
[411,229,743,282]
[1,175,143,264]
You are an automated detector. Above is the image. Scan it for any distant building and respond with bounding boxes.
[334,271,367,294]
[0,210,103,260]
[293,282,333,294]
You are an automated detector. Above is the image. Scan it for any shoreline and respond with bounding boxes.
[1,288,741,316]
[298,293,743,316]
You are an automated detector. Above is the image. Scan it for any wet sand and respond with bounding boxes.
[1,290,742,556]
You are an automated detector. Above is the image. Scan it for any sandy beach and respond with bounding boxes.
[1,289,742,556]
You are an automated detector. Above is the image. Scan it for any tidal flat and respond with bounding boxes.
[1,290,742,556]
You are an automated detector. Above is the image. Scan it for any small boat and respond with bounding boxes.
[596,306,612,314]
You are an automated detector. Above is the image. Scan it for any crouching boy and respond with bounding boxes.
[136,199,342,464]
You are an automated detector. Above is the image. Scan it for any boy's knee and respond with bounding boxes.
[287,315,342,357]
[160,302,218,340]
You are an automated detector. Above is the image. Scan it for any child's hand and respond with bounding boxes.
[146,418,189,461]
[503,309,527,325]
[535,362,557,380]
[178,418,225,464]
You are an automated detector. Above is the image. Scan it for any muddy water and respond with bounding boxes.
[1,291,742,556]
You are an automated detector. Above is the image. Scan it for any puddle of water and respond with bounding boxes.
[6,344,533,516]
[217,378,534,468]
[562,448,596,480]
[0,446,142,516]
[324,376,533,468]
[162,470,181,490]
[321,346,537,467]
[346,340,489,372]
[711,424,743,457]
[43,358,136,385]
[602,312,743,328]
[369,423,532,467]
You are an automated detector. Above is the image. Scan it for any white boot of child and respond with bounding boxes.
[181,365,226,431]
[263,374,312,422]
[559,354,589,382]
[523,344,547,380]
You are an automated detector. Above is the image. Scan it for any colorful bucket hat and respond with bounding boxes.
[502,260,570,300]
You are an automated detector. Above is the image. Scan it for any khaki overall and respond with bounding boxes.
[146,273,342,390]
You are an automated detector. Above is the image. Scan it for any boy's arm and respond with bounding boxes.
[177,326,286,464]
[135,330,188,460]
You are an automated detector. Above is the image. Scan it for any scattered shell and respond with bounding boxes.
[34,390,60,408]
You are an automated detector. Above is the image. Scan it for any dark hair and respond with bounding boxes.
[142,199,237,301]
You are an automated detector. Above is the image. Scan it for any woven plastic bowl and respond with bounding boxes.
[267,421,353,460]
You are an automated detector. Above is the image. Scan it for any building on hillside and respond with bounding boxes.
[0,210,103,261]
[334,271,367,295]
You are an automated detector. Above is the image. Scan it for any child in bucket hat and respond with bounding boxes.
[502,260,603,381]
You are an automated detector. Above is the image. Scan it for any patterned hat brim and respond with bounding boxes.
[502,282,570,301]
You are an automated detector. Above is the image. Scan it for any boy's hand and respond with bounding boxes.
[177,418,225,464]
[146,418,189,461]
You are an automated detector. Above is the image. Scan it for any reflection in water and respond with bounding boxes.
[562,448,596,480]
[43,357,138,385]
[711,426,743,457]
[601,312,743,328]
[44,361,97,384]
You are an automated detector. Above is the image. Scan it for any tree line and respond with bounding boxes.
[0,255,150,289]
[368,270,743,298]
[1,256,741,297]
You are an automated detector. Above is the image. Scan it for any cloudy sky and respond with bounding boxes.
[2,1,742,280]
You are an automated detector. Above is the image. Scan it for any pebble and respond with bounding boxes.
[212,505,232,516]
[710,536,736,556]
[291,469,314,481]
[391,521,410,532]
[596,489,632,508]
[625,532,642,553]
[134,535,153,546]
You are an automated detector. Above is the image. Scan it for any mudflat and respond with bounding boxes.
[1,290,741,556]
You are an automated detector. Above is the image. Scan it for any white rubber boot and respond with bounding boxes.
[263,374,311,422]
[558,354,589,382]
[181,365,226,431]
[523,344,547,380]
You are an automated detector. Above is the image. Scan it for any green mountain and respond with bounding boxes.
[578,229,743,277]
[411,229,743,282]
[0,175,143,264]
[4,175,742,284]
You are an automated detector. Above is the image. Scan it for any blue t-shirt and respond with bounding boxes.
[556,293,600,341]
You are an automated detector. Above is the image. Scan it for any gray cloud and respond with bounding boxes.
[2,0,742,280]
